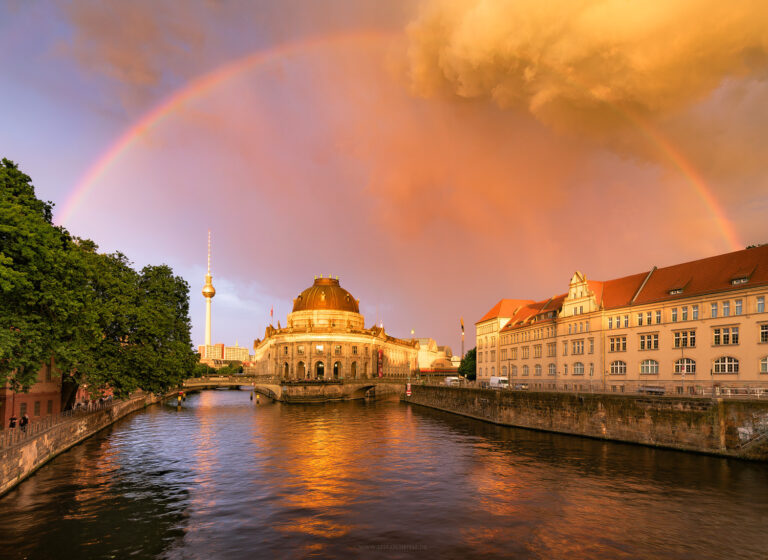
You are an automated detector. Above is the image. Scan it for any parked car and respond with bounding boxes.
[444,376,460,387]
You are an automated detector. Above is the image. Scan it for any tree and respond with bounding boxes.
[458,347,476,380]
[1,158,197,400]
[0,158,80,388]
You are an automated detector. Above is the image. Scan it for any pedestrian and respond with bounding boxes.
[19,414,29,433]
[9,416,17,429]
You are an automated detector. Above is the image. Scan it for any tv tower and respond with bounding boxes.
[202,230,216,346]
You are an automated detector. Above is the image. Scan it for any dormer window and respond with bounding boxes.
[731,277,749,285]
[669,288,684,295]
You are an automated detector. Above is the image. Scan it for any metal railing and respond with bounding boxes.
[1,398,118,450]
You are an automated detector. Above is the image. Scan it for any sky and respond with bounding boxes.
[1,0,767,355]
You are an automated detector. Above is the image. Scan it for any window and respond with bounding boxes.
[713,327,739,345]
[297,345,305,355]
[491,350,496,361]
[624,315,629,328]
[713,356,739,374]
[723,301,730,317]
[711,303,718,318]
[34,401,40,416]
[669,288,683,295]
[502,366,508,376]
[511,348,518,360]
[20,403,27,416]
[573,362,585,375]
[610,361,627,375]
[534,345,542,358]
[762,325,768,343]
[564,364,568,375]
[589,363,594,376]
[671,308,678,322]
[675,358,696,374]
[692,305,699,320]
[563,341,568,356]
[640,360,659,374]
[511,365,517,376]
[548,363,556,376]
[547,342,556,357]
[655,310,661,324]
[682,307,688,321]
[589,338,594,354]
[535,364,542,376]
[731,277,748,285]
[639,334,659,350]
[522,347,529,359]
[352,346,358,355]
[568,324,572,334]
[501,349,507,360]
[734,299,743,315]
[523,365,529,376]
[761,357,768,374]
[572,340,584,355]
[759,296,765,313]
[315,344,324,354]
[608,317,613,329]
[637,313,643,326]
[646,312,652,325]
[283,346,289,355]
[674,330,696,348]
[609,336,627,352]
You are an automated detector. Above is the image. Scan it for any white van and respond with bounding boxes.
[489,376,509,389]
[444,376,460,387]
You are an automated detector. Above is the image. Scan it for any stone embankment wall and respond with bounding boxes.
[404,386,768,460]
[0,393,164,497]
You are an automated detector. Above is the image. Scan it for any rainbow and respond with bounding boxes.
[57,30,742,252]
[622,111,742,251]
[57,30,396,226]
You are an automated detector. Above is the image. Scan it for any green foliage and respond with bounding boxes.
[0,158,196,398]
[458,347,476,381]
[193,361,217,377]
[217,361,244,375]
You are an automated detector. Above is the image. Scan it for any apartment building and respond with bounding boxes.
[477,246,768,394]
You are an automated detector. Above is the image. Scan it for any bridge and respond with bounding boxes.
[181,375,405,403]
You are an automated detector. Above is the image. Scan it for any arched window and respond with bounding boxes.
[333,361,342,379]
[479,368,483,377]
[511,365,518,376]
[522,365,529,376]
[610,361,626,375]
[548,363,556,376]
[573,362,585,375]
[640,360,659,374]
[351,361,357,378]
[491,367,495,376]
[674,358,696,374]
[297,361,306,378]
[761,357,768,374]
[714,356,739,374]
[283,362,289,377]
[534,364,542,376]
[501,365,508,376]
[315,361,325,379]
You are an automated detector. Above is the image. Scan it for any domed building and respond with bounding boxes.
[251,276,433,380]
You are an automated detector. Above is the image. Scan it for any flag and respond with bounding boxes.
[460,317,464,334]
[270,306,273,321]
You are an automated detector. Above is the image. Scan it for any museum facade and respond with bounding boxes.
[251,277,447,380]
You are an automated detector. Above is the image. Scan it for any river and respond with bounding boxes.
[0,390,766,559]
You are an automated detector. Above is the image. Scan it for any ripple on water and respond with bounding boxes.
[1,391,767,559]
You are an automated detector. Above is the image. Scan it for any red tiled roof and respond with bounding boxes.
[486,246,768,322]
[501,294,567,331]
[633,245,768,305]
[477,299,534,324]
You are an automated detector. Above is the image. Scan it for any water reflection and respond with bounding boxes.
[0,390,766,559]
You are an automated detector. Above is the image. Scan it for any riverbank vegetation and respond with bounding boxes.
[0,158,196,402]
